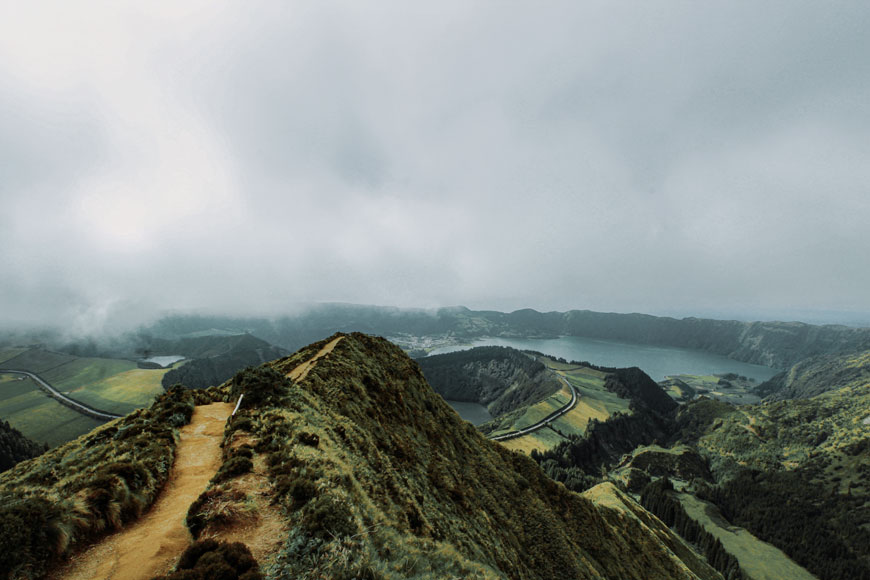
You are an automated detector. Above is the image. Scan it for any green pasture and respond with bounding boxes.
[0,348,28,364]
[0,348,76,373]
[66,366,169,414]
[41,357,137,391]
[497,359,633,453]
[0,374,103,446]
[676,492,817,580]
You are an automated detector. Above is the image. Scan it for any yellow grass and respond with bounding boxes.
[676,493,818,580]
[495,363,630,454]
[0,388,103,446]
[68,367,169,412]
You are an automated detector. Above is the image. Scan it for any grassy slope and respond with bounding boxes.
[0,374,103,446]
[0,350,170,440]
[0,387,212,579]
[676,492,817,580]
[681,376,870,578]
[212,333,716,580]
[499,361,630,454]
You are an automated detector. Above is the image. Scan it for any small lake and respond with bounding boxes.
[445,400,492,425]
[429,336,781,383]
[141,355,185,368]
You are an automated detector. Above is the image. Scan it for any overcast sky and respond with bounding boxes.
[2,1,869,333]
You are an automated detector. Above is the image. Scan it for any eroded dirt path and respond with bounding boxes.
[55,402,234,580]
[288,335,344,382]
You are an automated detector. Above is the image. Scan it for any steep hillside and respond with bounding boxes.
[160,334,287,391]
[682,383,870,579]
[756,349,870,401]
[222,333,719,579]
[0,419,45,472]
[416,346,561,417]
[1,333,726,580]
[519,351,870,580]
[0,386,215,579]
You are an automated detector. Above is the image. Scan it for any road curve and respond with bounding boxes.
[489,376,578,442]
[1,369,123,421]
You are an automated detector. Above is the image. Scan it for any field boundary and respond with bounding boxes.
[1,370,122,421]
[489,376,578,442]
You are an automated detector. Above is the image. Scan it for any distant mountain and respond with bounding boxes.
[159,333,287,390]
[142,304,870,369]
[1,333,722,580]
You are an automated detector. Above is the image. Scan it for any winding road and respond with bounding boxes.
[1,369,123,421]
[489,375,578,442]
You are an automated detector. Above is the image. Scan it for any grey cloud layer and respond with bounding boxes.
[1,1,868,332]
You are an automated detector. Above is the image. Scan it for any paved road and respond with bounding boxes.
[1,369,123,421]
[489,376,578,442]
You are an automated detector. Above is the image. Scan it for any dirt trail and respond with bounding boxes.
[54,402,234,580]
[288,336,344,382]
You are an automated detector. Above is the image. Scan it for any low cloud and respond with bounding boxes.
[1,1,868,332]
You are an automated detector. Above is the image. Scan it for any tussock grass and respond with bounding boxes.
[0,386,200,579]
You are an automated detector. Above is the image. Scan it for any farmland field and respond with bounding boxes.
[42,358,137,391]
[66,366,171,414]
[0,350,175,445]
[0,349,76,373]
[0,373,104,446]
[499,358,630,454]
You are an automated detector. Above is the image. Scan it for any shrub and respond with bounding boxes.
[231,366,292,408]
[0,495,63,577]
[301,494,356,540]
[297,431,320,447]
[213,456,253,484]
[154,539,263,580]
[186,488,248,539]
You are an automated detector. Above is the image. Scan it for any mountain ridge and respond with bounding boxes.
[1,332,723,579]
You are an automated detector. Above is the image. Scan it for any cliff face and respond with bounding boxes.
[416,346,561,416]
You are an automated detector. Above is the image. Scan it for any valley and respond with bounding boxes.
[0,310,867,579]
[0,348,171,446]
[420,341,870,579]
[1,333,730,580]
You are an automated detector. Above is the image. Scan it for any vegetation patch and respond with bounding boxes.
[231,365,294,407]
[0,386,197,579]
[0,375,104,447]
[152,539,263,580]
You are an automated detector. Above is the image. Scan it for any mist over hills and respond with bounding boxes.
[130,304,870,369]
[6,304,868,371]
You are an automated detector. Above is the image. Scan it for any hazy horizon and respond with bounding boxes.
[3,301,870,342]
[2,2,869,333]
